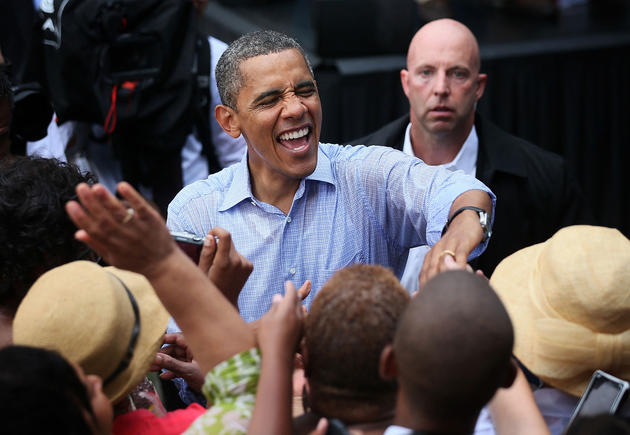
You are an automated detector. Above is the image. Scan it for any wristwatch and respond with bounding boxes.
[441,206,492,242]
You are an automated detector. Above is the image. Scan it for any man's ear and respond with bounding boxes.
[215,104,241,138]
[400,69,410,98]
[379,344,398,381]
[475,73,487,101]
[500,358,518,389]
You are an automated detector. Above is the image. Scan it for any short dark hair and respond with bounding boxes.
[394,271,514,421]
[0,345,95,434]
[215,30,313,110]
[0,156,97,314]
[305,264,409,422]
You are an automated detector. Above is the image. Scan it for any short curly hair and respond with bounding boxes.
[0,156,97,314]
[305,264,410,421]
[215,30,313,110]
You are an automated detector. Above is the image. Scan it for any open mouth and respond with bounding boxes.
[277,126,311,152]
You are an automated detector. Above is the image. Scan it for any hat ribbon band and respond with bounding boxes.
[533,318,630,379]
[104,273,141,386]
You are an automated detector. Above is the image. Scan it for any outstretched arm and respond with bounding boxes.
[65,182,255,376]
[419,189,492,289]
[489,366,549,435]
[248,282,304,435]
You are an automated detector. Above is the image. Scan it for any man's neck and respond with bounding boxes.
[409,121,472,166]
[394,392,478,435]
[248,164,300,215]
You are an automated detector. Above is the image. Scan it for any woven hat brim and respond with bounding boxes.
[491,240,598,397]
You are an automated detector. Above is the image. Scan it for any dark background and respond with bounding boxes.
[201,0,630,237]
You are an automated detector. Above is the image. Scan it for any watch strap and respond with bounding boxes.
[441,206,491,242]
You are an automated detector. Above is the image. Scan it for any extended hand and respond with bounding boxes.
[150,333,204,392]
[197,227,253,309]
[419,209,483,289]
[65,182,178,279]
[257,281,305,357]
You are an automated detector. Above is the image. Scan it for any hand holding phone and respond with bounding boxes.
[171,231,204,264]
[566,370,629,430]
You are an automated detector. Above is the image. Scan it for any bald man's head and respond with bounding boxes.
[392,271,514,421]
[407,19,481,74]
[401,19,486,148]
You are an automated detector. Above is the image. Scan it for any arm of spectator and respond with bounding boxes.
[198,227,253,309]
[149,333,205,393]
[248,281,304,435]
[65,182,255,376]
[489,365,550,435]
[419,189,492,289]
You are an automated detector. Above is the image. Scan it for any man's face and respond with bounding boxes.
[231,49,322,183]
[401,24,486,138]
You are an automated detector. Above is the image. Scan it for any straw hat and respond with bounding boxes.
[490,225,630,397]
[13,260,169,403]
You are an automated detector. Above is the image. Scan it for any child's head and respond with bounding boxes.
[384,270,515,426]
[0,345,113,434]
[304,264,410,422]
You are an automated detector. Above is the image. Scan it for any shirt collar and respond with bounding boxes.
[306,145,335,185]
[402,124,478,177]
[219,144,335,211]
[219,152,253,211]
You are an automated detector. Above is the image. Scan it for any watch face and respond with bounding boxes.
[479,212,488,226]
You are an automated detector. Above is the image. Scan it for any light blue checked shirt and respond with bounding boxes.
[167,143,495,322]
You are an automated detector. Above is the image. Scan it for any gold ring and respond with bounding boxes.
[439,249,456,259]
[121,208,135,224]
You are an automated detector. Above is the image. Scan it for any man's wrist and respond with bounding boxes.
[442,206,492,242]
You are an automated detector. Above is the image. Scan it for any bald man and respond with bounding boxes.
[352,19,593,290]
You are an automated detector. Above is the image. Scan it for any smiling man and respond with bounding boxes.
[353,19,593,291]
[167,30,495,321]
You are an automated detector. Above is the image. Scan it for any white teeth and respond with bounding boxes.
[278,127,309,141]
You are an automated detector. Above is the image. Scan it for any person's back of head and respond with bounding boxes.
[0,156,96,316]
[0,345,104,434]
[304,264,410,424]
[387,270,515,433]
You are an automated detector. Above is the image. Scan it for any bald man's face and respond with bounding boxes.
[401,22,486,139]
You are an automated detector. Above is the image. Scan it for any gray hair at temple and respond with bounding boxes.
[215,30,314,111]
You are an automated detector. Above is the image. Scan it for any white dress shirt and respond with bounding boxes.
[399,123,479,293]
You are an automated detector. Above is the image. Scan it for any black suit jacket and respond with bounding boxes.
[351,113,595,275]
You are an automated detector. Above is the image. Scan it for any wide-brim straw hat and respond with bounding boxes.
[490,225,630,397]
[13,260,169,403]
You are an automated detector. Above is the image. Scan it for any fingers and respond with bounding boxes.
[198,232,218,272]
[210,227,232,262]
[297,280,311,301]
[308,418,328,435]
[154,353,188,375]
[116,182,161,223]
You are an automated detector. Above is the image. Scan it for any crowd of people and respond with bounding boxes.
[0,3,628,434]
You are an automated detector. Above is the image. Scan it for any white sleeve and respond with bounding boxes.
[209,37,247,169]
[26,115,72,162]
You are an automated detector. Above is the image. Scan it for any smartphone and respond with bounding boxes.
[566,370,629,428]
[171,231,204,264]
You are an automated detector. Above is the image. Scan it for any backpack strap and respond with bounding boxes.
[194,34,221,174]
